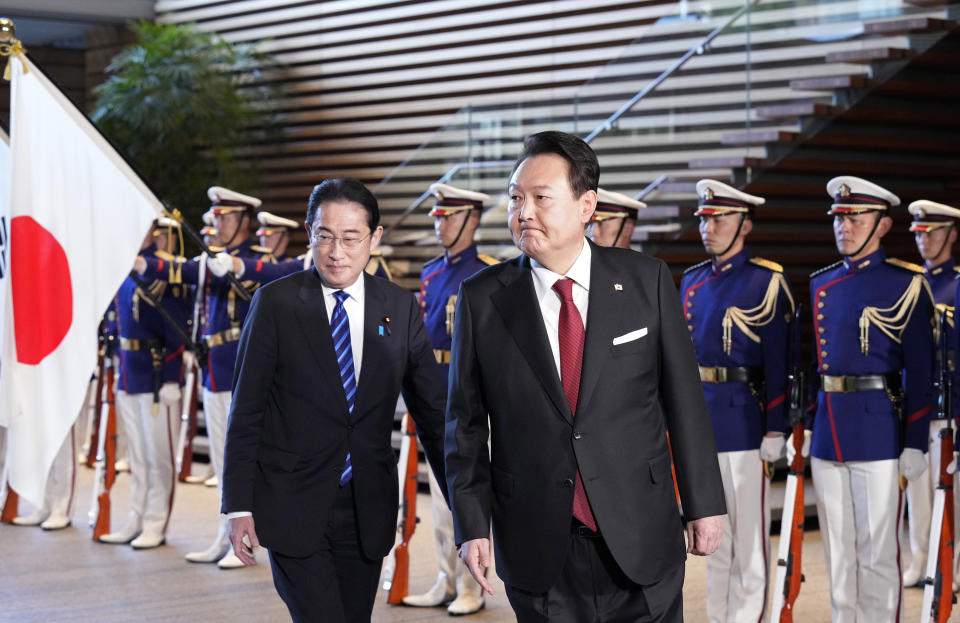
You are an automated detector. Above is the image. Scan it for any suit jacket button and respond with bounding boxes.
[347,425,355,431]
[573,431,582,440]
[562,478,574,488]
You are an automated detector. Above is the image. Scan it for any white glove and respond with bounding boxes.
[899,448,928,482]
[158,382,182,406]
[133,256,147,275]
[208,252,237,278]
[786,429,812,463]
[947,451,958,475]
[182,350,194,370]
[759,434,786,462]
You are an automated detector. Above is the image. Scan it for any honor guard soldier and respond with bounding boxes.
[134,186,277,567]
[680,180,794,623]
[200,209,219,247]
[902,199,960,587]
[253,211,298,261]
[587,188,646,249]
[403,183,496,616]
[807,176,935,622]
[100,218,189,549]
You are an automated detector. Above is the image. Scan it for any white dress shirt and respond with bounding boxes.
[227,272,366,520]
[529,238,591,376]
[321,274,366,379]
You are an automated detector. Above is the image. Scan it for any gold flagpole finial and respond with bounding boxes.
[0,18,28,81]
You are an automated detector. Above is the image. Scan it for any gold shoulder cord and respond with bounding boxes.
[859,274,933,355]
[721,272,795,355]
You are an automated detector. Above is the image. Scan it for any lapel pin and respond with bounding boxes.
[614,283,623,291]
[379,315,391,336]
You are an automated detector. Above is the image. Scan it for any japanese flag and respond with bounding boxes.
[0,54,162,506]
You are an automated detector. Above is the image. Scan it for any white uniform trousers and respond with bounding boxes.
[811,457,903,623]
[426,467,481,596]
[115,391,177,537]
[201,389,232,549]
[906,420,951,575]
[706,449,770,623]
[29,424,78,522]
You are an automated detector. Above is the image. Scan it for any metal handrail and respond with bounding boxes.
[583,0,760,144]
[636,174,669,201]
[382,159,514,239]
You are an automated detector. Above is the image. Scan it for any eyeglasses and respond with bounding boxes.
[312,232,372,250]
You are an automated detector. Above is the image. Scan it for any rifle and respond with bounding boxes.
[921,309,956,623]
[175,353,200,482]
[386,413,419,604]
[90,353,118,540]
[0,486,18,523]
[771,305,806,622]
[85,331,107,468]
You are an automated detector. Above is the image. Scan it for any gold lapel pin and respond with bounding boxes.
[614,283,623,291]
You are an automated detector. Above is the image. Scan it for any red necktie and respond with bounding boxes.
[552,277,597,531]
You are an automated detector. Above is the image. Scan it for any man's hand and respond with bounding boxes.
[786,429,812,463]
[686,515,723,556]
[899,448,928,482]
[158,382,181,406]
[229,515,260,566]
[759,433,786,462]
[458,538,495,595]
[133,256,147,275]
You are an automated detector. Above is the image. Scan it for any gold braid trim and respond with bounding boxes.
[1,38,27,82]
[859,274,932,355]
[721,272,795,355]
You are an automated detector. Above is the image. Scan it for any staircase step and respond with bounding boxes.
[825,47,910,64]
[689,156,764,169]
[756,101,835,120]
[722,130,799,146]
[863,17,955,35]
[903,0,946,6]
[789,75,869,91]
[658,181,698,194]
[637,205,681,220]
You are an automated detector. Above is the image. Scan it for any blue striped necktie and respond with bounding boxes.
[332,290,357,486]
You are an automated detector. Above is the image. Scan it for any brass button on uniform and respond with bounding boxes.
[821,350,828,358]
[819,291,826,298]
[823,363,830,371]
[687,325,694,332]
[818,301,825,309]
[686,313,693,320]
[820,338,827,345]
[817,314,824,321]
[818,326,825,334]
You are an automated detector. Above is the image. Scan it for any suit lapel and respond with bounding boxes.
[296,269,350,417]
[492,256,573,426]
[577,244,624,418]
[354,273,386,421]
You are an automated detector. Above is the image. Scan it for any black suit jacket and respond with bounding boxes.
[445,242,726,593]
[222,269,447,559]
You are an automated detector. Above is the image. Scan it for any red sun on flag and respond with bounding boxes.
[10,216,73,364]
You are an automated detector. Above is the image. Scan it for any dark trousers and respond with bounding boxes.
[268,481,382,623]
[505,524,684,623]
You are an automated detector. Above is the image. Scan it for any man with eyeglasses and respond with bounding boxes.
[221,177,448,623]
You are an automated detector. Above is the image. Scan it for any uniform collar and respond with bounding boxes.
[842,247,885,274]
[926,257,955,277]
[227,238,253,255]
[445,244,478,267]
[712,247,750,275]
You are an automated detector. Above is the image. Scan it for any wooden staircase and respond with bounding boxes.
[370,2,960,290]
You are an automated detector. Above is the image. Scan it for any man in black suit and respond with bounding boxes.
[446,131,726,622]
[221,178,448,623]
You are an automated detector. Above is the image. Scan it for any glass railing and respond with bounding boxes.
[375,0,959,273]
